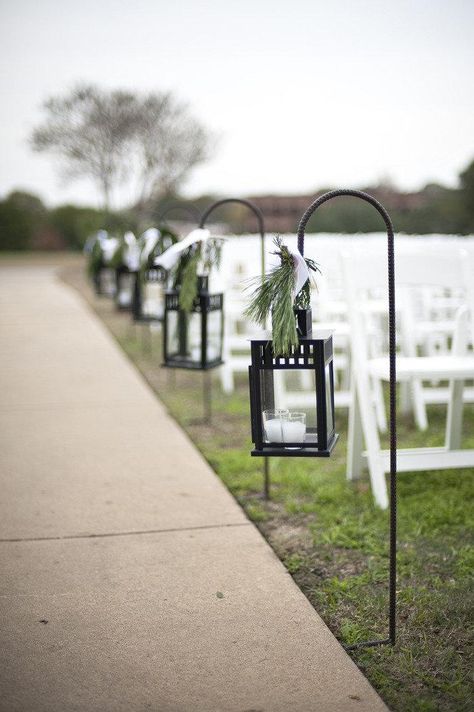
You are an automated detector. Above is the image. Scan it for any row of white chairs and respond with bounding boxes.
[216,234,474,508]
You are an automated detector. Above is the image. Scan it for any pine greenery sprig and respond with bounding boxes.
[109,239,126,269]
[138,228,178,285]
[178,249,200,311]
[87,239,103,278]
[244,236,321,356]
[174,237,223,312]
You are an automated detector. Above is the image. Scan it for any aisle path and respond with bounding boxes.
[0,264,387,712]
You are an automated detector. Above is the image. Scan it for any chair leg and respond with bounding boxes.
[372,376,388,432]
[446,380,464,450]
[446,306,469,450]
[347,383,365,481]
[411,378,428,431]
[353,370,389,509]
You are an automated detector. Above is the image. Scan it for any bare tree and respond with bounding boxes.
[133,93,211,216]
[30,84,213,214]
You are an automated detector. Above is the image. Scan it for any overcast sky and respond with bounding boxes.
[1,0,473,208]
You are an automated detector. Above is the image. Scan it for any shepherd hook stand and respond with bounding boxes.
[297,189,397,649]
[200,198,272,499]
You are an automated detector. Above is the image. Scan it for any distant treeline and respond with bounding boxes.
[1,160,473,250]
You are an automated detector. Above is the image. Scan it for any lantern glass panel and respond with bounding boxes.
[143,281,165,319]
[325,363,334,434]
[166,311,202,366]
[100,268,116,296]
[259,369,318,446]
[207,309,223,363]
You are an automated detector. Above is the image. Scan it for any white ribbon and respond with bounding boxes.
[123,231,140,271]
[153,228,212,271]
[140,228,161,264]
[288,247,310,298]
[101,237,119,265]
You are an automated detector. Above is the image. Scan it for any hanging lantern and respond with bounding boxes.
[163,275,224,370]
[86,231,118,297]
[158,228,224,370]
[245,234,337,456]
[132,228,178,323]
[249,308,337,456]
[114,232,139,311]
[132,265,168,322]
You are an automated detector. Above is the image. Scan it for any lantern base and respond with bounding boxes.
[251,433,339,457]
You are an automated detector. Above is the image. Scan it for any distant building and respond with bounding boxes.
[243,187,428,233]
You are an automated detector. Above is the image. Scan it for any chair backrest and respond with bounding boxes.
[340,244,470,363]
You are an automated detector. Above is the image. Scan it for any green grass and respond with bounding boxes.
[63,264,474,712]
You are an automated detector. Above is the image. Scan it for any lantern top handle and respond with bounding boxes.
[200,198,265,240]
[296,189,394,257]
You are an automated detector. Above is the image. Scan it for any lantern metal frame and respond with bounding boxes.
[248,189,397,649]
[249,319,338,457]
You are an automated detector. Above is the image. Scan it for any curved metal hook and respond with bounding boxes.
[296,188,396,648]
[157,201,202,224]
[199,197,266,279]
[297,189,393,256]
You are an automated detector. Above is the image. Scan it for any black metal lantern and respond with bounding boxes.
[249,311,338,456]
[132,265,168,322]
[132,232,178,324]
[87,232,117,297]
[163,275,224,370]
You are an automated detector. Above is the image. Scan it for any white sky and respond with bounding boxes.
[1,0,473,208]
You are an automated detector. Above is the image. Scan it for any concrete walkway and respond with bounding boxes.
[0,264,388,712]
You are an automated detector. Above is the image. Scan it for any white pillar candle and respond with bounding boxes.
[264,418,284,443]
[282,420,306,443]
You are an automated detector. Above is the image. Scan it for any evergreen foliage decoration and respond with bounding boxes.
[87,238,103,278]
[178,249,200,311]
[109,238,126,269]
[244,236,320,356]
[137,227,178,285]
[174,237,223,312]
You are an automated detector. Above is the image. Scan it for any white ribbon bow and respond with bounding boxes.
[288,247,310,298]
[140,228,160,264]
[153,228,212,271]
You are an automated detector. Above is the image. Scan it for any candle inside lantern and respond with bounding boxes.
[282,420,306,442]
[282,412,306,447]
[264,418,284,443]
[263,409,289,443]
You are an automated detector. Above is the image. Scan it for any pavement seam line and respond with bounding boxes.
[0,521,252,544]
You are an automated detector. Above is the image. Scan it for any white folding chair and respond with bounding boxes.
[343,246,474,509]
